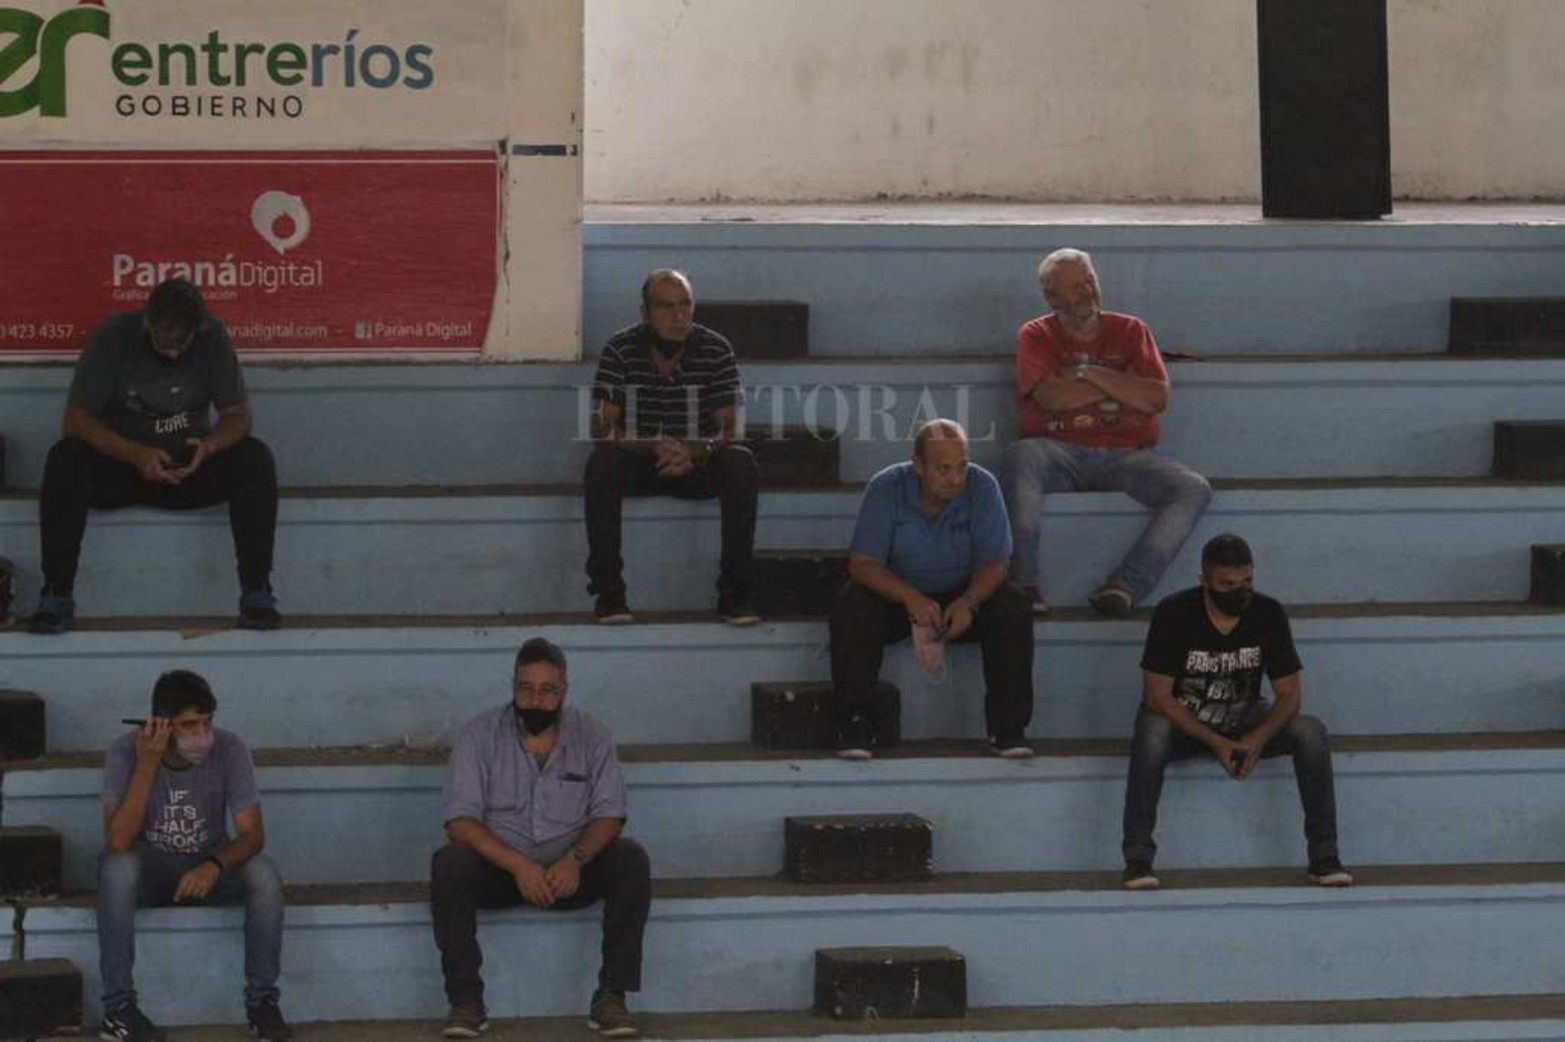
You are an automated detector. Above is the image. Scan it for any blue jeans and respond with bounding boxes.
[97,846,284,1014]
[1121,707,1341,864]
[1001,439,1211,603]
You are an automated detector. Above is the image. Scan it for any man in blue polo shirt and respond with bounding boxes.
[830,419,1035,759]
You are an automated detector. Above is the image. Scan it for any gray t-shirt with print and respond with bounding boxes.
[102,728,260,857]
[69,311,247,457]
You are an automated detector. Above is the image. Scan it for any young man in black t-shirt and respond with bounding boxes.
[29,278,279,634]
[1120,533,1351,890]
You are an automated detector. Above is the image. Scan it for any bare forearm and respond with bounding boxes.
[962,559,1009,607]
[849,556,921,607]
[64,406,144,466]
[104,767,159,851]
[447,818,532,874]
[202,408,251,456]
[212,828,264,869]
[1146,687,1225,752]
[1029,376,1107,413]
[572,817,624,863]
[1081,368,1168,415]
[1248,677,1301,745]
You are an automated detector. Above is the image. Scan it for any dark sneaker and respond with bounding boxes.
[717,590,761,626]
[1022,585,1050,615]
[594,591,635,624]
[1122,860,1160,890]
[1308,857,1354,887]
[442,1001,489,1039]
[835,718,875,760]
[246,999,293,1042]
[237,588,281,631]
[990,733,1035,759]
[588,989,639,1038]
[99,1003,167,1042]
[1089,585,1134,618]
[28,588,75,635]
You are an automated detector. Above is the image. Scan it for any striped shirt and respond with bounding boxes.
[591,323,743,439]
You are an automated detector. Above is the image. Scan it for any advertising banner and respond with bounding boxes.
[0,150,499,352]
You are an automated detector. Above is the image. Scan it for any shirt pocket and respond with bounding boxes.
[536,774,592,826]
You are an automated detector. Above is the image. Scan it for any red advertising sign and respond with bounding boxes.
[0,149,499,352]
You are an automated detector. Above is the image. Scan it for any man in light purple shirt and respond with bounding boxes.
[430,638,651,1040]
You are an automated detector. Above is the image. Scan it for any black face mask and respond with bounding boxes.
[1207,585,1254,617]
[514,705,561,735]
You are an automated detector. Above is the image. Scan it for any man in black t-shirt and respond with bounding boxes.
[29,279,279,634]
[584,269,759,626]
[1120,533,1350,890]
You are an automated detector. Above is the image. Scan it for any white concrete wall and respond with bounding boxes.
[584,0,1565,203]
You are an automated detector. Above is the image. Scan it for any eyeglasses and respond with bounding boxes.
[512,682,563,697]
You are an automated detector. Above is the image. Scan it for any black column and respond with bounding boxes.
[1258,0,1391,219]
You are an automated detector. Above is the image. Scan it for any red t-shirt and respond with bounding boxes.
[1015,311,1168,448]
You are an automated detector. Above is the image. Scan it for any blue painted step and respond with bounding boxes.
[6,358,1565,488]
[4,611,1561,752]
[7,740,1560,889]
[10,867,1563,1023]
[583,218,1565,356]
[3,483,1565,617]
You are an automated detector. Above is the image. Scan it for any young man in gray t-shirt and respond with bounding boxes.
[29,277,280,635]
[97,670,290,1042]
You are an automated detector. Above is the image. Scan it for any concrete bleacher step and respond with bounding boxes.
[5,607,1562,751]
[1451,297,1565,356]
[10,357,1565,489]
[582,214,1565,357]
[46,993,1565,1042]
[6,480,1565,617]
[9,865,1563,1024]
[8,736,1561,889]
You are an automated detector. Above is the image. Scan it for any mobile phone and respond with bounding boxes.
[123,718,147,727]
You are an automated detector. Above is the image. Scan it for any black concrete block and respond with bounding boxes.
[748,425,839,488]
[0,435,6,488]
[1529,544,1565,605]
[1451,297,1565,356]
[0,691,45,761]
[700,300,809,360]
[0,959,83,1039]
[750,681,900,751]
[0,556,12,628]
[785,813,932,884]
[814,946,966,1019]
[753,552,847,617]
[1493,421,1565,480]
[0,828,63,896]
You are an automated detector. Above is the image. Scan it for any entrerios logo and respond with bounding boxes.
[0,1,108,117]
[0,1,437,121]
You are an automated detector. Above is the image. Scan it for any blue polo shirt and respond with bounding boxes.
[849,461,1012,594]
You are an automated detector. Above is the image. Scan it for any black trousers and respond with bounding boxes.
[38,436,278,595]
[429,837,652,1006]
[583,441,758,597]
[829,579,1035,744]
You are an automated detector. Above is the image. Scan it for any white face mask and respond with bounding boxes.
[175,729,215,765]
[911,624,948,684]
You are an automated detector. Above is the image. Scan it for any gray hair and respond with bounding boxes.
[1037,248,1096,295]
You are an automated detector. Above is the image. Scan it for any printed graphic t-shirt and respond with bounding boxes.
[102,729,260,857]
[69,311,247,457]
[1139,586,1302,736]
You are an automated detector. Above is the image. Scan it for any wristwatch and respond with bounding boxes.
[571,846,591,864]
[1073,363,1089,381]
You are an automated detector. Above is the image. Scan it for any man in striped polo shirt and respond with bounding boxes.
[585,269,760,624]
